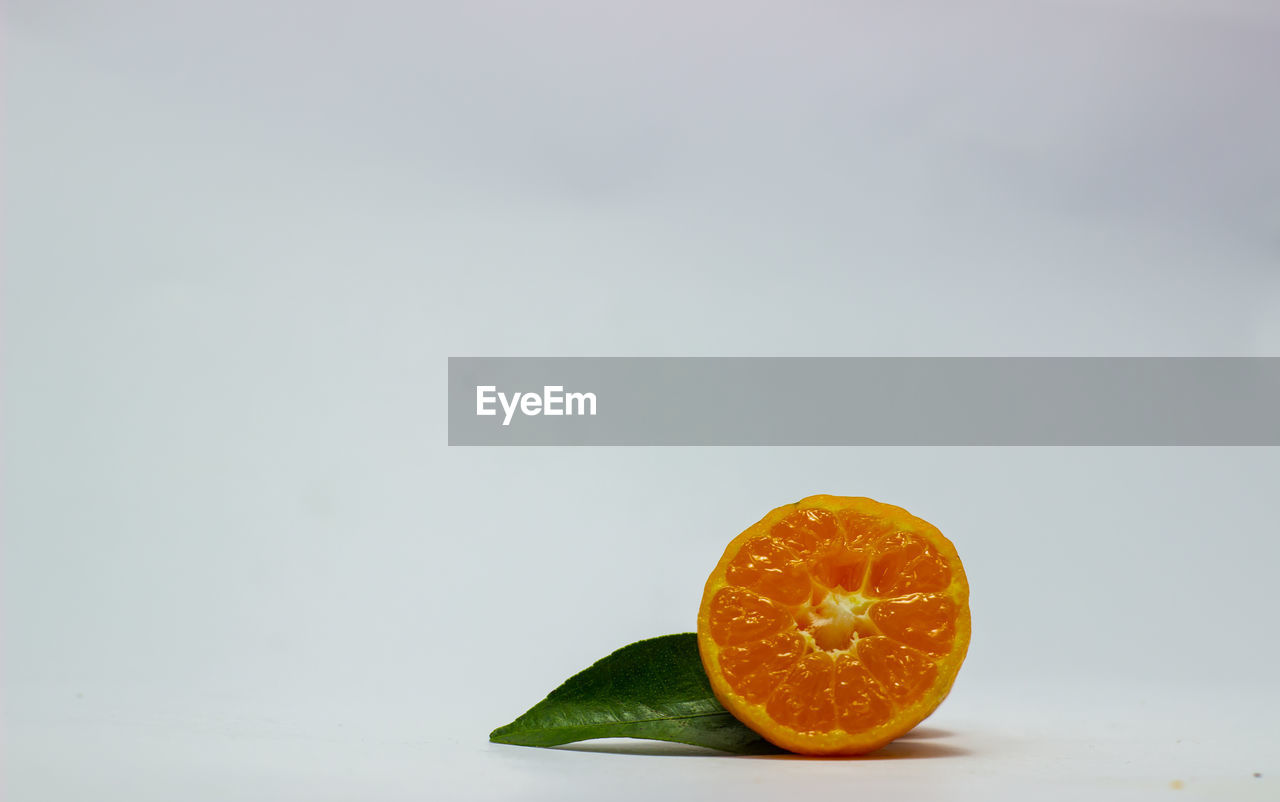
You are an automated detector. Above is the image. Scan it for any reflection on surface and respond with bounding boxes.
[550,732,970,760]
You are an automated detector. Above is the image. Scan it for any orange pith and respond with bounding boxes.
[697,495,970,755]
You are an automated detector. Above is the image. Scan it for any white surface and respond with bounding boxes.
[5,2,1280,800]
[10,680,1277,800]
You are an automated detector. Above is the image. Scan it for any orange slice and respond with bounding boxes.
[697,495,970,755]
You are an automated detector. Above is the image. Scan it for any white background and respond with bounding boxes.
[5,2,1280,800]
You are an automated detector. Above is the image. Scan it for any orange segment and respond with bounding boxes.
[770,509,837,557]
[869,594,957,655]
[765,653,837,732]
[708,587,790,646]
[697,495,970,755]
[810,545,870,594]
[867,532,952,596]
[718,631,807,704]
[724,536,811,605]
[856,637,939,703]
[835,510,896,550]
[833,656,894,732]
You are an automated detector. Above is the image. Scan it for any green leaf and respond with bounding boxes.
[489,633,778,754]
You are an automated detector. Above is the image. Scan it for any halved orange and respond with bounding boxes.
[697,495,970,755]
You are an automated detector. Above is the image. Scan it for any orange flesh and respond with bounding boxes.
[697,496,970,755]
